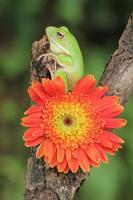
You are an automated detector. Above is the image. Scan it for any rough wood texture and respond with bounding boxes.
[24,13,133,200]
[100,13,133,104]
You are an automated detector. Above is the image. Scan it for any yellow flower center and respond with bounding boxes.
[43,94,102,149]
[52,102,91,134]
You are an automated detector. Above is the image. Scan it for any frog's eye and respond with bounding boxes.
[57,31,64,39]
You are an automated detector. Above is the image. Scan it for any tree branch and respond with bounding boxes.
[24,13,133,200]
[100,13,133,104]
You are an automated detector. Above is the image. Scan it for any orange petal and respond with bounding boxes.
[24,105,42,115]
[103,118,127,128]
[95,96,118,110]
[88,158,100,167]
[57,157,67,172]
[99,103,124,118]
[76,148,90,172]
[43,138,54,160]
[111,142,122,151]
[31,82,47,100]
[45,143,57,163]
[86,146,100,163]
[42,76,66,96]
[98,135,113,148]
[65,148,71,161]
[36,142,45,158]
[23,128,35,141]
[22,112,42,122]
[68,155,79,173]
[21,121,41,128]
[25,136,44,147]
[49,143,57,162]
[72,75,96,95]
[28,87,44,105]
[23,128,44,141]
[95,144,108,163]
[89,86,108,101]
[113,142,122,149]
[72,149,79,158]
[64,165,69,173]
[57,147,65,163]
[102,131,124,144]
[104,148,115,155]
[49,155,58,168]
[21,115,42,127]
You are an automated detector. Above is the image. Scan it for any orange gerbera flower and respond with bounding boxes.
[21,75,126,173]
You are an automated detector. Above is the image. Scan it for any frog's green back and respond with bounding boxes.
[59,26,84,87]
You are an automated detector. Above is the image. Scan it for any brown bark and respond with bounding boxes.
[100,13,133,104]
[24,13,133,200]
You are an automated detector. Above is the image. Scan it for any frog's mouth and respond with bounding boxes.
[47,34,70,56]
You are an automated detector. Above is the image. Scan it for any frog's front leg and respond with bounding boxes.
[37,53,72,68]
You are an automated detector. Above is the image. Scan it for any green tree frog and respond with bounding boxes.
[45,26,84,91]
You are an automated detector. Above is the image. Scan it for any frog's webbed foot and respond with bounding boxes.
[37,53,58,79]
[46,63,56,79]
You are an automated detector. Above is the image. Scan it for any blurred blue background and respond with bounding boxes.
[0,0,133,200]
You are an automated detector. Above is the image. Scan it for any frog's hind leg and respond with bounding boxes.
[54,68,69,92]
